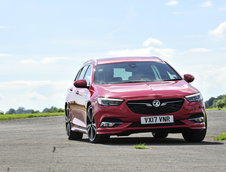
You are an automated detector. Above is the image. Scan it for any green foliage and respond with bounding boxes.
[0,112,64,120]
[6,108,16,114]
[4,106,64,115]
[213,96,226,108]
[206,107,226,110]
[205,94,226,109]
[205,97,215,108]
[42,106,64,113]
[214,133,226,141]
[5,107,40,114]
[134,144,149,149]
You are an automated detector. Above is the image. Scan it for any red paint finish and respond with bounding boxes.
[66,57,207,139]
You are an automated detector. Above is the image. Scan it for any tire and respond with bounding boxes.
[152,131,168,139]
[87,105,109,143]
[65,104,83,140]
[182,129,206,142]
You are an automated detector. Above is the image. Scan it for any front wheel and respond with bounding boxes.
[182,129,206,142]
[87,105,109,143]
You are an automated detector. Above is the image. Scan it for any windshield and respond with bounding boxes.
[94,61,182,84]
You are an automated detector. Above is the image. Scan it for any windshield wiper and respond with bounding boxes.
[120,80,152,83]
[163,79,182,81]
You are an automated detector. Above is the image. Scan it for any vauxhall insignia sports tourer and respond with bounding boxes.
[65,57,207,143]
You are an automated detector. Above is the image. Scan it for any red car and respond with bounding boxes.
[65,57,207,143]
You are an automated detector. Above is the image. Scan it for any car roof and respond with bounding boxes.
[84,56,164,66]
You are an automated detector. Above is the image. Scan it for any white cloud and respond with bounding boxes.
[108,48,150,57]
[0,80,71,89]
[0,53,12,57]
[189,48,212,53]
[201,1,212,7]
[41,57,73,64]
[29,92,47,101]
[0,80,71,112]
[209,21,226,37]
[143,37,162,47]
[20,59,38,65]
[192,65,226,100]
[108,37,175,57]
[20,57,75,65]
[0,80,53,91]
[165,0,178,6]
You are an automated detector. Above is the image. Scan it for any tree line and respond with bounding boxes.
[205,94,226,109]
[0,106,64,115]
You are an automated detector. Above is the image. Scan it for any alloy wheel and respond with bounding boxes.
[87,106,97,142]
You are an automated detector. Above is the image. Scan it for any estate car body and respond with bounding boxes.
[65,57,207,143]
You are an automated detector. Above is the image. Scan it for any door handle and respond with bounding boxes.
[76,91,80,95]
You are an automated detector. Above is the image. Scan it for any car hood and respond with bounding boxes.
[93,80,199,100]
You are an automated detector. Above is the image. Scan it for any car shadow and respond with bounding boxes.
[105,137,224,146]
[79,137,224,146]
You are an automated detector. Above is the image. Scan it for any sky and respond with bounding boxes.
[0,0,226,112]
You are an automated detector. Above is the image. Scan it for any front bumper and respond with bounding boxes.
[93,99,207,135]
[96,118,206,135]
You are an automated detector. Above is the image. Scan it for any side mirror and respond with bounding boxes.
[74,79,88,88]
[184,74,194,83]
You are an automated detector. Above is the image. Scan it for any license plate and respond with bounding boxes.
[141,115,174,124]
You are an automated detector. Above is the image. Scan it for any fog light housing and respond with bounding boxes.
[189,117,205,123]
[100,122,122,128]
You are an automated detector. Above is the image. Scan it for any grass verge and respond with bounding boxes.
[206,108,226,110]
[0,112,64,120]
[134,144,149,149]
[214,133,226,141]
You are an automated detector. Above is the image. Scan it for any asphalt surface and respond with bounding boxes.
[0,111,226,172]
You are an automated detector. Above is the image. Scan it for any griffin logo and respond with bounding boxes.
[152,99,161,107]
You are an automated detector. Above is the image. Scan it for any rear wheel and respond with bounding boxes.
[182,129,206,142]
[152,130,168,139]
[87,105,109,143]
[65,104,83,140]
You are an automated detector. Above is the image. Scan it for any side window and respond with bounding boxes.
[74,68,83,81]
[78,66,88,80]
[74,66,88,81]
[84,65,92,86]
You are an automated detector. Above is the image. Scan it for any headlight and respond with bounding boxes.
[97,97,124,106]
[185,93,203,102]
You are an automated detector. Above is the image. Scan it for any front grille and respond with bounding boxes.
[127,98,184,115]
[129,120,184,128]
